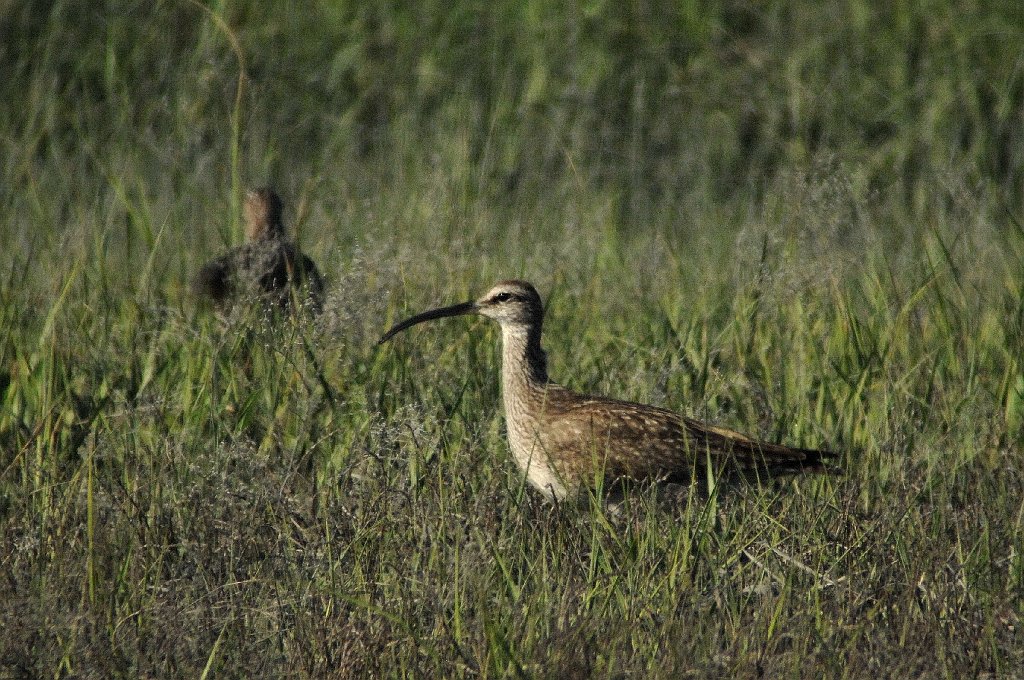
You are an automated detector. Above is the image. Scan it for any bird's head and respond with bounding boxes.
[379,279,544,343]
[243,187,284,241]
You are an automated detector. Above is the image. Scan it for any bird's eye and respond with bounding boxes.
[493,292,512,303]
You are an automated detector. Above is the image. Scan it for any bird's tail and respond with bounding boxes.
[768,444,840,475]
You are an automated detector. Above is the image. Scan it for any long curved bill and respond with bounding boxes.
[378,301,477,344]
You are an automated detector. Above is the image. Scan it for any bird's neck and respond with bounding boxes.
[246,222,284,242]
[500,324,549,397]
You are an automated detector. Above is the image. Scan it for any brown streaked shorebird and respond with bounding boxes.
[194,187,324,313]
[380,280,835,501]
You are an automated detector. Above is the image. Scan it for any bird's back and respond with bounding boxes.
[194,240,323,312]
[520,384,834,491]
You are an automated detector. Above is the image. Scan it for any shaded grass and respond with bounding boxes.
[2,169,1022,676]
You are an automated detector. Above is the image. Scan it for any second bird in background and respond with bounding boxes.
[194,187,324,315]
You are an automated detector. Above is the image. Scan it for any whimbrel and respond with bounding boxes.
[380,280,835,501]
[194,187,325,313]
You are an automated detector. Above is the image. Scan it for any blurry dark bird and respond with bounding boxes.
[380,280,836,500]
[194,187,324,314]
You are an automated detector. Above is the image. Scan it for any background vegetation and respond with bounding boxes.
[2,0,1023,676]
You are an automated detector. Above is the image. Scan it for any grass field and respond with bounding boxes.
[2,1,1024,677]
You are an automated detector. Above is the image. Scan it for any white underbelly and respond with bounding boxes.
[506,426,568,501]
